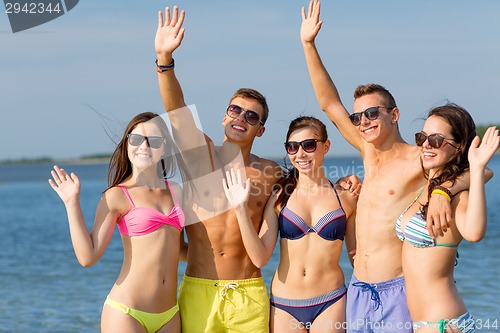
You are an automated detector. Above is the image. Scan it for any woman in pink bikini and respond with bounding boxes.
[49,112,189,333]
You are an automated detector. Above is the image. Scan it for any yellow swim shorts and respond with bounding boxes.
[178,275,270,333]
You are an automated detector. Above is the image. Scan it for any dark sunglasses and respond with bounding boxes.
[415,132,458,149]
[349,106,395,126]
[127,134,164,149]
[226,104,264,126]
[284,139,325,155]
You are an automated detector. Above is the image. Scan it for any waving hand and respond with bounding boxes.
[222,168,251,209]
[155,6,186,55]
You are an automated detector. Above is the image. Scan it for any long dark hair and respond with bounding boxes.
[274,116,328,209]
[421,103,476,216]
[105,112,190,192]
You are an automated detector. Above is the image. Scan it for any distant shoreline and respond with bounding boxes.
[0,156,111,166]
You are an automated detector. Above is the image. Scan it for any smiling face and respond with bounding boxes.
[286,127,330,175]
[420,115,459,173]
[127,121,165,172]
[352,93,398,144]
[222,96,265,143]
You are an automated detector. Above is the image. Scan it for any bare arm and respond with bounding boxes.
[427,151,495,238]
[222,169,279,268]
[301,0,364,152]
[455,127,499,242]
[48,166,118,267]
[155,6,210,158]
[341,191,357,267]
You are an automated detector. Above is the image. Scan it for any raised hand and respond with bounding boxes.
[468,126,500,170]
[155,6,186,56]
[48,165,81,205]
[300,0,323,44]
[222,168,251,209]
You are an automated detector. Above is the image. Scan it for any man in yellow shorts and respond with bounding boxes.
[154,6,281,332]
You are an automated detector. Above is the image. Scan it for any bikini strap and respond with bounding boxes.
[165,180,180,206]
[117,184,135,207]
[329,180,344,210]
[402,188,425,215]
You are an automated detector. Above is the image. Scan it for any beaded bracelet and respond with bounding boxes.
[431,185,453,202]
[156,58,175,73]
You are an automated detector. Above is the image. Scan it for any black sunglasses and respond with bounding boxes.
[127,134,164,149]
[284,139,325,155]
[226,104,264,126]
[349,106,395,126]
[415,132,458,149]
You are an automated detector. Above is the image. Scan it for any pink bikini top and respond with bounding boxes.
[117,181,184,237]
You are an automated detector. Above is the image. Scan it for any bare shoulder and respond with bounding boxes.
[102,186,130,214]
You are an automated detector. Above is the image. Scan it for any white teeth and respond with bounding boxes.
[137,154,150,158]
[423,152,436,157]
[232,125,246,131]
[363,127,375,133]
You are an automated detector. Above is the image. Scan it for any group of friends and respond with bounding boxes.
[48,1,498,332]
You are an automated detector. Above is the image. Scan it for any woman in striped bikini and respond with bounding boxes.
[396,103,499,333]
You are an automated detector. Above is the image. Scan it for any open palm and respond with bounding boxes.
[222,168,251,209]
[155,6,186,55]
[300,0,323,44]
[48,165,80,205]
[468,126,500,169]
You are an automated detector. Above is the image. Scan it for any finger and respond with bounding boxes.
[225,170,232,186]
[51,169,62,184]
[426,217,435,238]
[165,6,171,26]
[301,6,306,20]
[222,178,228,191]
[59,168,68,178]
[157,10,163,30]
[230,168,237,186]
[308,0,313,18]
[313,1,321,20]
[176,28,186,44]
[245,178,251,192]
[236,168,242,185]
[171,6,178,27]
[71,173,80,186]
[470,135,480,149]
[438,215,446,236]
[48,179,58,190]
[444,209,451,229]
[176,9,185,28]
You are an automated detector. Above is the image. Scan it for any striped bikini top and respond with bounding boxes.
[278,185,346,241]
[117,181,184,237]
[396,189,457,248]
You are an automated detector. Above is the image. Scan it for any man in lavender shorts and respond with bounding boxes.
[299,1,461,331]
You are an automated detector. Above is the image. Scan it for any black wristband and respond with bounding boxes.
[156,58,175,72]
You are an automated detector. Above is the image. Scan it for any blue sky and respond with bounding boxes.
[1,1,499,161]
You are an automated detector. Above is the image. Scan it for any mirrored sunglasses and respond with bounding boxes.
[226,104,264,126]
